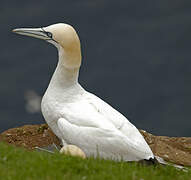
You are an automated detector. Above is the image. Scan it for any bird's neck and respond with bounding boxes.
[48,48,80,89]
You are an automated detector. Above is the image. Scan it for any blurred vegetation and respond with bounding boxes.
[0,142,190,180]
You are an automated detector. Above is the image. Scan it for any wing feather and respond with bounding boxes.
[58,118,152,161]
[58,95,154,161]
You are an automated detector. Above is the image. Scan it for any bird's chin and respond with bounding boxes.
[46,39,59,48]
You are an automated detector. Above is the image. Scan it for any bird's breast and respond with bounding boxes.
[41,92,65,138]
[41,93,61,121]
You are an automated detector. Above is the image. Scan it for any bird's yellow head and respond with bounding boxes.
[12,23,81,69]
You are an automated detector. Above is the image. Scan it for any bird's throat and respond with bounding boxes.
[59,45,81,69]
[48,49,80,89]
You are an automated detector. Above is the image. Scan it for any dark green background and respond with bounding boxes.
[1,0,191,136]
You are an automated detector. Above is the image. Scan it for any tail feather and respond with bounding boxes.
[138,157,158,165]
[138,156,188,172]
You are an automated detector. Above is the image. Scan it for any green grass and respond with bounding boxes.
[0,142,190,180]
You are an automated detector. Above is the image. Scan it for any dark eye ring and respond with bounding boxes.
[47,32,52,38]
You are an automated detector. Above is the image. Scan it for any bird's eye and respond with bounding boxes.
[47,32,52,38]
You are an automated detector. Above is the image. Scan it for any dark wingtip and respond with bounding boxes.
[138,157,159,166]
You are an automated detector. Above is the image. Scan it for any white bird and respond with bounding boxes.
[13,23,154,162]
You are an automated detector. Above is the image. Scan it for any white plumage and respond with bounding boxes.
[13,23,154,161]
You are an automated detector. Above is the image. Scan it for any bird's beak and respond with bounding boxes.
[12,27,52,41]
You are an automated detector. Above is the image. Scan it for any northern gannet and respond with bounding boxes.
[13,23,154,162]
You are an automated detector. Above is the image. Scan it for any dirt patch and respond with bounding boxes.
[140,130,191,166]
[0,124,60,149]
[0,124,191,166]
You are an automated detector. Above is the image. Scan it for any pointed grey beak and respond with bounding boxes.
[12,27,53,41]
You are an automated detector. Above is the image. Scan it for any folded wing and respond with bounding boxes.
[57,94,154,161]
